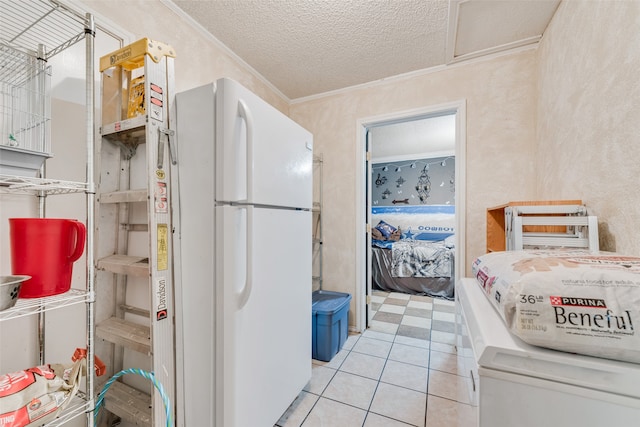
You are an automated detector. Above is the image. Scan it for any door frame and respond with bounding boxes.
[354,100,467,333]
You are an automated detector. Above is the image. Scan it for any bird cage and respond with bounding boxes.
[0,42,52,177]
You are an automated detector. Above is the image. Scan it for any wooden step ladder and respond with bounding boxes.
[95,38,178,427]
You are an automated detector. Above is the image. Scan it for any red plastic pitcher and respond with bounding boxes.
[9,218,86,298]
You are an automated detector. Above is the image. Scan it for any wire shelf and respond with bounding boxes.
[44,394,93,427]
[0,3,97,425]
[0,174,88,194]
[0,0,87,59]
[0,289,91,322]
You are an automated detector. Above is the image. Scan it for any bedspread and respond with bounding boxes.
[391,240,452,278]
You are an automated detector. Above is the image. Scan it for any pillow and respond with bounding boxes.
[371,227,384,241]
[374,220,397,239]
[388,227,402,241]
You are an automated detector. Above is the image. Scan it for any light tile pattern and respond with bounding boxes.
[275,291,477,427]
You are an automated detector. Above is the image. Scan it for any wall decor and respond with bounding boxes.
[372,156,454,206]
[416,165,431,203]
[392,198,409,204]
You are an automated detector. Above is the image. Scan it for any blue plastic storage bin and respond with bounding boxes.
[312,290,352,362]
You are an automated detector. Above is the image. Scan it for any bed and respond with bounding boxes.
[371,205,455,298]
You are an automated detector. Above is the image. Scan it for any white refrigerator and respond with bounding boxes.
[174,79,313,427]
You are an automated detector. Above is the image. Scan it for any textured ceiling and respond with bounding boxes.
[169,0,560,100]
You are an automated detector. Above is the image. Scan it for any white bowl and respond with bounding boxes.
[0,275,31,311]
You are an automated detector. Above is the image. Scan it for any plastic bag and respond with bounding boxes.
[0,358,84,427]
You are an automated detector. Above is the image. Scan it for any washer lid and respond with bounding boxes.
[457,278,640,399]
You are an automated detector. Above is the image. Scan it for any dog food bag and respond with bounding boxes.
[0,358,84,427]
[472,250,640,364]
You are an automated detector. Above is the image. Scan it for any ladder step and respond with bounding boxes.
[126,223,149,232]
[102,117,147,139]
[98,255,149,277]
[120,304,150,318]
[102,381,152,427]
[100,189,148,203]
[96,317,151,355]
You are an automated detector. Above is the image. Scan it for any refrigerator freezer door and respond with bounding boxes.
[216,78,313,209]
[216,205,311,427]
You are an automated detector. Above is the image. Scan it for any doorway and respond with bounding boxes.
[355,101,466,332]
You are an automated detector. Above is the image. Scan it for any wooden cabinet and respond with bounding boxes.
[486,200,582,253]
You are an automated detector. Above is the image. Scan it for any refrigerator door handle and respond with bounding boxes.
[237,98,254,202]
[238,205,253,308]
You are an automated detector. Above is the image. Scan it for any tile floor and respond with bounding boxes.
[275,291,477,427]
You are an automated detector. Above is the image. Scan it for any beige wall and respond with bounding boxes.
[290,51,539,319]
[82,0,289,113]
[81,0,640,327]
[84,0,537,325]
[536,0,640,255]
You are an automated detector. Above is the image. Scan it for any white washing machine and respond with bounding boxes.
[455,278,640,427]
